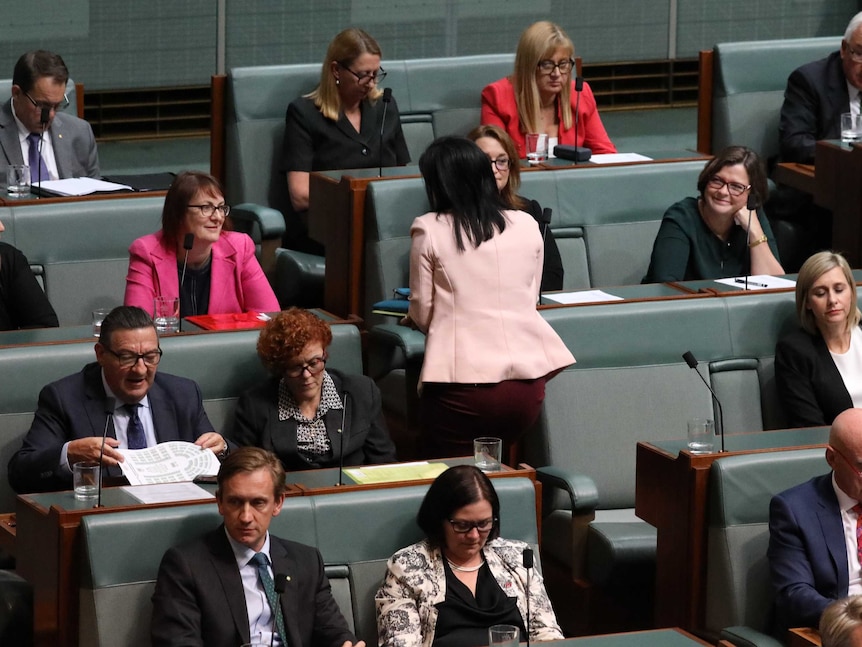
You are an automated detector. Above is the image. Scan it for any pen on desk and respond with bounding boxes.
[734,278,768,288]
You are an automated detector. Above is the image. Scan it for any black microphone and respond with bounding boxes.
[571,77,591,164]
[270,573,288,647]
[537,208,552,304]
[378,87,393,177]
[37,107,49,191]
[682,351,725,452]
[335,393,350,486]
[523,548,533,647]
[178,233,194,332]
[743,193,758,291]
[96,397,116,508]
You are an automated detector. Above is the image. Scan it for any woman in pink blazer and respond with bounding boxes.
[403,137,575,459]
[480,21,615,159]
[124,171,279,317]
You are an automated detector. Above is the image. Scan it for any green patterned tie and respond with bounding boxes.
[251,552,287,644]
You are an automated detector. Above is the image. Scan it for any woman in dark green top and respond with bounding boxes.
[643,146,784,283]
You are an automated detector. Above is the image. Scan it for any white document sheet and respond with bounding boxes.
[35,177,132,196]
[714,275,797,291]
[120,482,216,505]
[589,153,653,164]
[543,290,624,305]
[117,441,221,486]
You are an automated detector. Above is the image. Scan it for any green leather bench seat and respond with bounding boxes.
[705,449,828,645]
[78,475,539,647]
[0,196,165,326]
[710,37,840,159]
[0,322,363,512]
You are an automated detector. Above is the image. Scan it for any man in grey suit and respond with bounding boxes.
[151,447,365,647]
[0,49,99,181]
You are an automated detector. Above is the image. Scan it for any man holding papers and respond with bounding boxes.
[151,447,363,647]
[0,50,99,180]
[7,306,228,494]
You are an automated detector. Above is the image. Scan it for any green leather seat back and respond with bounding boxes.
[705,449,828,635]
[712,37,840,159]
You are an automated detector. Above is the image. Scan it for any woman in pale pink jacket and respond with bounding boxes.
[403,137,574,459]
[124,171,279,318]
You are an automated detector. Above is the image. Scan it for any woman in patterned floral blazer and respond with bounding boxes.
[375,465,563,647]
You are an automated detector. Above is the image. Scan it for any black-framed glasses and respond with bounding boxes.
[537,58,575,75]
[105,347,163,369]
[489,156,510,171]
[188,204,231,217]
[706,175,751,197]
[447,518,496,534]
[339,62,387,85]
[845,42,862,64]
[284,355,327,378]
[22,90,70,113]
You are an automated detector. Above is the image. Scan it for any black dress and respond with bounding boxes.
[519,196,564,292]
[432,557,526,647]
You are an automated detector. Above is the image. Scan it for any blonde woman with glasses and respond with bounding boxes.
[481,21,615,159]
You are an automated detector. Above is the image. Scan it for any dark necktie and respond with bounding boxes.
[250,552,286,644]
[26,132,49,184]
[124,403,147,450]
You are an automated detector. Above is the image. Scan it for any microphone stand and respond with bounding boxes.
[744,193,757,291]
[682,351,725,452]
[272,574,288,647]
[378,88,393,177]
[38,107,49,194]
[335,393,350,486]
[571,77,591,163]
[96,397,116,508]
[523,548,533,647]
[179,233,194,332]
[537,208,552,305]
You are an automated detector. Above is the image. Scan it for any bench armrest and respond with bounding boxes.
[367,323,426,380]
[720,626,784,647]
[536,465,599,514]
[231,203,285,241]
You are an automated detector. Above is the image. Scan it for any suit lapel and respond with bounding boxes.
[270,538,302,647]
[207,529,253,644]
[0,101,25,167]
[150,236,179,301]
[815,474,850,592]
[209,237,238,312]
[49,113,70,178]
[147,378,179,443]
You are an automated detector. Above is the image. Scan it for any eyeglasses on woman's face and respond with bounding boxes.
[706,175,751,197]
[537,58,575,75]
[284,355,327,378]
[188,204,231,218]
[338,62,387,85]
[447,518,496,534]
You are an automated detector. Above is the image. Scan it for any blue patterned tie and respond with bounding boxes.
[124,403,147,450]
[251,552,286,644]
[26,133,49,184]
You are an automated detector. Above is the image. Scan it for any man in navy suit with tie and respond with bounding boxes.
[0,49,99,181]
[151,447,364,647]
[768,408,862,634]
[7,305,228,494]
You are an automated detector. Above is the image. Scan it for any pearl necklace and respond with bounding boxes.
[446,558,485,573]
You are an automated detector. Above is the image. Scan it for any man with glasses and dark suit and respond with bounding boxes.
[0,49,100,181]
[7,305,229,494]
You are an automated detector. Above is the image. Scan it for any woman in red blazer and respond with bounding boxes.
[124,171,279,318]
[481,21,616,159]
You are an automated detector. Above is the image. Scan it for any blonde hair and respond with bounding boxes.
[796,251,861,336]
[306,27,383,121]
[821,595,862,647]
[513,21,575,135]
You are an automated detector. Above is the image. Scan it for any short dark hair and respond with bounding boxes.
[98,306,156,348]
[419,137,508,252]
[217,447,286,500]
[696,145,768,207]
[416,465,500,547]
[13,50,69,93]
[160,171,229,250]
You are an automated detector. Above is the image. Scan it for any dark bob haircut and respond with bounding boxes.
[416,465,501,547]
[696,145,768,207]
[160,171,230,250]
[418,136,508,252]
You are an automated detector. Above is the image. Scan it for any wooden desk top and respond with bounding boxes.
[0,189,165,207]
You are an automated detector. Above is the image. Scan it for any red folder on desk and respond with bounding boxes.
[185,312,269,330]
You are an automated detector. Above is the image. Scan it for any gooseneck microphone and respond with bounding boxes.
[335,393,350,486]
[37,106,50,192]
[743,192,758,291]
[523,547,533,647]
[571,77,591,164]
[682,351,725,452]
[178,233,194,332]
[378,87,393,177]
[96,397,116,508]
[537,208,552,304]
[271,573,288,647]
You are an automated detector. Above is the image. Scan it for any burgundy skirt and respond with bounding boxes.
[419,377,547,459]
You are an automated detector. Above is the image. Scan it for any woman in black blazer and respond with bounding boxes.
[231,308,397,470]
[775,251,862,427]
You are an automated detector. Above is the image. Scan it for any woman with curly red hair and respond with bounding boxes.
[231,308,396,470]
